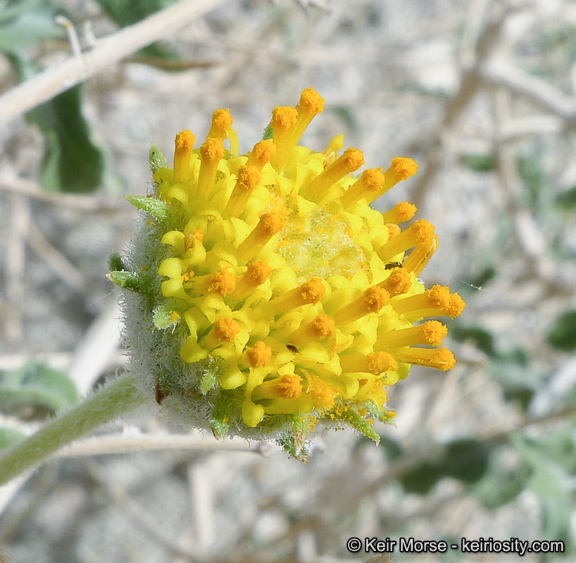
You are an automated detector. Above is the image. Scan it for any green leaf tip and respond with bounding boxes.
[209,418,229,439]
[149,143,168,173]
[107,270,152,293]
[126,195,171,222]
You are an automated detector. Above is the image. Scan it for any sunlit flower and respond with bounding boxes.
[110,88,465,458]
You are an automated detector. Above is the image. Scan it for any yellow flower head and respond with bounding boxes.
[111,88,465,458]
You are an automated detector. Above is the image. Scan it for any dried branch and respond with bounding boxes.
[409,2,508,210]
[0,174,124,212]
[0,0,230,124]
[482,60,576,125]
[83,459,200,562]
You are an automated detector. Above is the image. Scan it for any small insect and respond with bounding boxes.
[286,344,299,353]
[384,262,403,270]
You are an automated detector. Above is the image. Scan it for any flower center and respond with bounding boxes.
[275,207,366,283]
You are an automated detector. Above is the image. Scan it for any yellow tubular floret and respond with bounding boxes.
[246,139,276,170]
[272,278,325,314]
[402,235,439,276]
[197,138,224,199]
[340,351,398,375]
[380,157,418,192]
[184,229,204,250]
[253,374,303,400]
[226,165,262,217]
[307,148,365,198]
[208,108,233,139]
[393,347,456,371]
[173,130,195,183]
[207,268,237,296]
[386,223,401,240]
[340,168,385,208]
[377,220,435,262]
[333,287,389,326]
[204,318,240,349]
[448,293,466,318]
[391,285,463,320]
[245,341,272,367]
[186,268,236,297]
[271,106,298,170]
[231,261,272,301]
[378,269,412,297]
[238,213,284,262]
[289,314,335,346]
[290,87,325,147]
[382,201,417,224]
[380,320,448,348]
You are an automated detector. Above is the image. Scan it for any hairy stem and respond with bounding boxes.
[0,373,149,485]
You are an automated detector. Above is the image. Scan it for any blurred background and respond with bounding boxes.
[1,0,576,561]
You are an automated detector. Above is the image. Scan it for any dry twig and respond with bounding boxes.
[0,0,230,124]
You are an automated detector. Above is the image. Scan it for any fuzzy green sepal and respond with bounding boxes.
[153,302,183,329]
[209,393,233,438]
[149,143,168,173]
[108,270,154,293]
[126,195,172,223]
[277,432,310,462]
[326,407,380,444]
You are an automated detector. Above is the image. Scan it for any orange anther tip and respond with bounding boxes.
[247,341,272,368]
[298,87,325,115]
[436,348,456,371]
[271,107,298,130]
[342,147,365,170]
[448,293,466,318]
[201,138,224,162]
[237,166,261,191]
[428,285,451,307]
[212,108,233,131]
[380,269,412,296]
[214,318,240,342]
[260,212,284,235]
[175,130,195,150]
[246,261,272,285]
[392,157,418,180]
[397,201,417,218]
[311,314,335,338]
[367,352,398,375]
[363,168,385,191]
[255,374,303,399]
[412,220,435,242]
[300,278,325,304]
[276,374,302,399]
[363,286,389,312]
[252,139,276,162]
[208,268,236,296]
[422,320,448,346]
